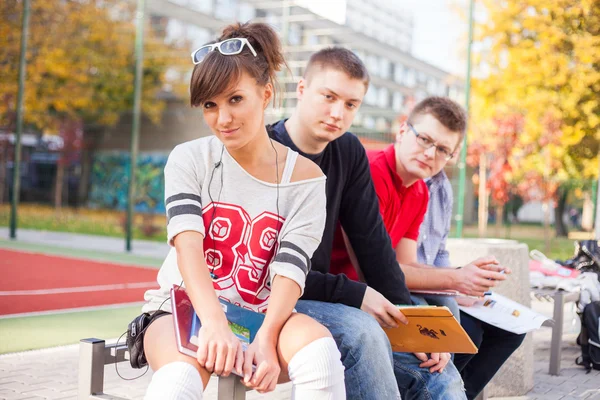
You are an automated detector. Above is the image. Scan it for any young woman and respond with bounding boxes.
[137,22,345,399]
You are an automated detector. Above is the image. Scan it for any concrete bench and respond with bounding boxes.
[474,289,577,400]
[531,288,580,375]
[446,238,534,398]
[78,338,248,400]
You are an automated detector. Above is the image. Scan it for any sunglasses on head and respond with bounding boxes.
[190,38,257,65]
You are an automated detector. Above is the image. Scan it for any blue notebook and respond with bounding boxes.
[171,286,265,375]
[189,299,265,351]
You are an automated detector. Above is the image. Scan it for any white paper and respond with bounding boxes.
[458,292,551,334]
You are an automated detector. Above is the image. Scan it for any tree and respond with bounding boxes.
[471,0,600,237]
[467,113,521,235]
[0,0,188,207]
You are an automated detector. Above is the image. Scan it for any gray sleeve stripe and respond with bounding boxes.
[166,193,202,206]
[280,241,310,265]
[167,204,203,222]
[273,253,308,275]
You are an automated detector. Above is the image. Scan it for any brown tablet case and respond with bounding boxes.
[384,306,478,354]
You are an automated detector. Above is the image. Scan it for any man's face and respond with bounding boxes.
[296,67,366,144]
[396,114,462,180]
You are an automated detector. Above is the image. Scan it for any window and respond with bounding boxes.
[187,0,212,13]
[288,24,302,46]
[366,55,379,77]
[238,3,255,22]
[394,64,404,84]
[404,68,416,87]
[427,78,437,95]
[215,0,236,20]
[392,92,404,112]
[365,85,378,106]
[265,12,280,30]
[307,34,319,46]
[378,87,389,108]
[379,58,390,79]
[187,25,212,50]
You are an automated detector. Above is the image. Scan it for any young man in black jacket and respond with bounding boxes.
[269,48,466,400]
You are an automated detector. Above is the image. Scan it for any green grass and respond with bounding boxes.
[462,224,577,261]
[0,305,143,354]
[0,204,166,242]
[516,237,575,261]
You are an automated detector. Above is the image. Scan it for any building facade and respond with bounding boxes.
[87,0,465,213]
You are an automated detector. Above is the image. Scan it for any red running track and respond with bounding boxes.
[0,249,159,316]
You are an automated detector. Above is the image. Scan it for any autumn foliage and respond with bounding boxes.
[0,0,187,132]
[0,0,189,207]
[469,0,600,231]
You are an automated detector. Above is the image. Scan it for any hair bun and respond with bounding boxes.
[190,21,288,107]
[218,22,285,75]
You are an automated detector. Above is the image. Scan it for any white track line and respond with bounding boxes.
[0,282,157,296]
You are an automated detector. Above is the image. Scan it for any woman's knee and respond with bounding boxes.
[143,315,211,387]
[277,313,332,365]
[286,337,345,397]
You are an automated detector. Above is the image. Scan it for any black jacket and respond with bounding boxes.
[269,120,412,308]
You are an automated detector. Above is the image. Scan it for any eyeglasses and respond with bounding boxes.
[190,38,257,65]
[407,123,455,161]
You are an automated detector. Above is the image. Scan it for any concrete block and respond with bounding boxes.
[446,238,534,397]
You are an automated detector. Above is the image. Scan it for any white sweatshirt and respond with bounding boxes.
[143,136,327,313]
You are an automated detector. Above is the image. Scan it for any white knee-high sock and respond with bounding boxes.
[144,361,204,400]
[288,337,346,400]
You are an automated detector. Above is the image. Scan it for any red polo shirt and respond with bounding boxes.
[330,144,429,280]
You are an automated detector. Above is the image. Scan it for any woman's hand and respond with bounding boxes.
[196,319,244,377]
[242,329,280,393]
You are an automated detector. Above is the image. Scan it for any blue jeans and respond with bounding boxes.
[454,312,526,400]
[295,300,466,400]
[393,352,466,400]
[295,300,400,400]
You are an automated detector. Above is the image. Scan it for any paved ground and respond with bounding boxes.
[1,304,598,399]
[0,229,599,399]
[0,343,292,400]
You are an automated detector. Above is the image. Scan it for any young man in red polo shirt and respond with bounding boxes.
[331,96,508,380]
[332,97,504,291]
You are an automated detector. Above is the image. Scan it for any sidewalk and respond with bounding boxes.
[1,323,598,400]
[0,228,170,259]
[0,229,599,399]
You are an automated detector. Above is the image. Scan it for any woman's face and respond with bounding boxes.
[202,71,271,151]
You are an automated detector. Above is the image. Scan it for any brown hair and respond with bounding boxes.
[304,47,370,89]
[408,96,467,138]
[190,22,286,107]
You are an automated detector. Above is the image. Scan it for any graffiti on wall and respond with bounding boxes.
[88,152,167,214]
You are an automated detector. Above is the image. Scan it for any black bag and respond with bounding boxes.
[126,310,171,369]
[576,301,600,372]
[576,240,600,272]
[126,313,152,369]
[563,240,600,277]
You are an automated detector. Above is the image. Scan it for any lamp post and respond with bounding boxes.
[594,163,600,239]
[454,0,475,238]
[10,0,31,240]
[126,0,146,252]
